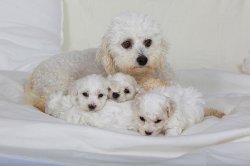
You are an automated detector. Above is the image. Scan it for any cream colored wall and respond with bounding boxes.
[63,0,250,72]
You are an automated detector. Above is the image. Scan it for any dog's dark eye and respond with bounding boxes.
[124,88,130,94]
[82,92,89,97]
[155,119,162,123]
[98,94,104,98]
[108,87,111,91]
[121,39,132,49]
[139,116,145,122]
[144,39,152,48]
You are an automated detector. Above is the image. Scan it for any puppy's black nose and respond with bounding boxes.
[136,55,148,66]
[112,92,120,99]
[145,131,152,136]
[88,104,96,110]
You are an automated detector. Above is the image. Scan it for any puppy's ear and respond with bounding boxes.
[129,76,142,94]
[103,79,111,91]
[132,93,142,110]
[68,82,78,96]
[136,86,144,94]
[165,98,176,118]
[134,91,144,100]
[96,36,117,74]
[106,75,113,91]
[107,74,113,80]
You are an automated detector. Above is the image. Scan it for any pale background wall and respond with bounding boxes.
[63,0,250,72]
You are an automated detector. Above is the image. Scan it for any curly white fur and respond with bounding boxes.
[45,73,141,130]
[46,74,109,114]
[133,85,205,136]
[45,86,135,130]
[107,73,141,102]
[24,49,105,111]
[96,12,173,81]
[25,12,173,111]
[46,76,205,136]
[48,96,135,131]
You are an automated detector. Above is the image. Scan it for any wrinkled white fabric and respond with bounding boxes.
[0,0,63,71]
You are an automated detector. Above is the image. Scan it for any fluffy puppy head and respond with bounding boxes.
[107,73,140,102]
[68,74,109,112]
[132,92,175,136]
[96,12,168,77]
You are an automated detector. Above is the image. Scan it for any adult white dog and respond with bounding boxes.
[24,12,173,111]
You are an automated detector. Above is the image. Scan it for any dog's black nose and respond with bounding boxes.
[88,104,96,110]
[112,92,120,99]
[145,131,152,136]
[136,56,148,66]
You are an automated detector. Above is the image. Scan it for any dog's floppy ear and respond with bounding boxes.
[68,82,78,96]
[158,39,168,71]
[165,97,176,118]
[96,36,117,74]
[157,39,175,81]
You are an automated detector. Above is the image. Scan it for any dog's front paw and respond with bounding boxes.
[64,110,81,124]
[165,128,182,136]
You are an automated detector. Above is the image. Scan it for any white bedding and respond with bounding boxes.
[0,69,250,165]
[0,0,63,71]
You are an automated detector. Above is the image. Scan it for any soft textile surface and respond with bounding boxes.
[239,56,250,74]
[64,0,250,72]
[0,0,63,71]
[0,70,250,165]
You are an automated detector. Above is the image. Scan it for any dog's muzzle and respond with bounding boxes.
[136,55,148,66]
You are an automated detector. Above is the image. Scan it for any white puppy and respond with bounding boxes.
[107,73,140,102]
[45,74,109,117]
[46,92,135,131]
[45,74,135,130]
[25,12,173,111]
[132,85,205,136]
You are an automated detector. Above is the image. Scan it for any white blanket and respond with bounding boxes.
[0,69,250,165]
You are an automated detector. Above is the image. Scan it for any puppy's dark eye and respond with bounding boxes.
[144,39,152,48]
[108,87,111,91]
[82,92,89,97]
[139,116,145,122]
[121,39,132,49]
[98,94,104,98]
[124,88,130,94]
[155,119,162,123]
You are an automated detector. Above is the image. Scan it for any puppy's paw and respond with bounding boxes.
[165,128,182,136]
[64,109,81,124]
